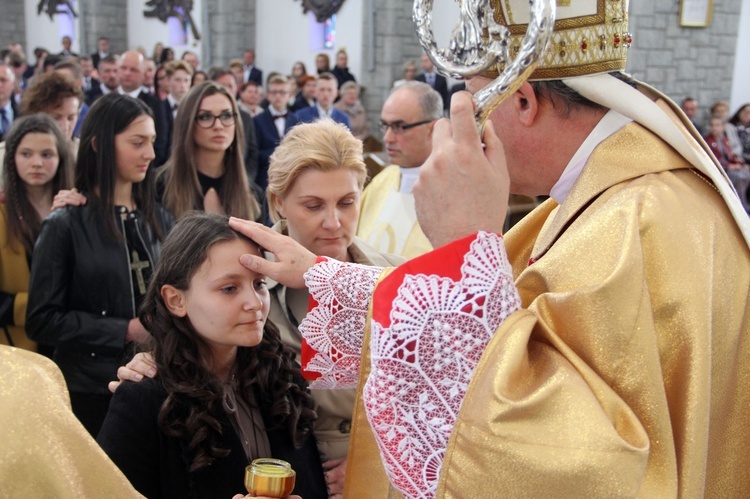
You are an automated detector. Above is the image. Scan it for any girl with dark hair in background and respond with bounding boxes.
[0,114,74,353]
[26,94,174,436]
[98,212,325,499]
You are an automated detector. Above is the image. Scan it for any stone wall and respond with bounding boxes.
[78,0,128,55]
[203,0,256,68]
[627,0,742,119]
[0,1,25,49]
[359,0,425,135]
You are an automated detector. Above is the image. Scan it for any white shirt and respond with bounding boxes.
[270,107,287,138]
[316,103,333,119]
[120,87,142,99]
[399,166,420,194]
[167,94,179,118]
[550,110,632,204]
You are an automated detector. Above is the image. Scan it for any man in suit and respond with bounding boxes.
[79,56,100,94]
[85,55,119,105]
[210,67,260,187]
[161,59,193,160]
[90,37,110,70]
[254,75,299,191]
[118,51,169,167]
[242,49,262,85]
[58,36,78,59]
[295,73,351,129]
[0,62,19,141]
[415,54,449,112]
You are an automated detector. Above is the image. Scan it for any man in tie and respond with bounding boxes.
[0,62,19,142]
[162,59,193,161]
[254,74,299,191]
[79,56,100,94]
[415,53,449,113]
[242,49,263,85]
[118,51,169,167]
[294,73,351,128]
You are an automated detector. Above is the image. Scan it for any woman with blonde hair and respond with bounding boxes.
[265,119,402,494]
[158,81,260,221]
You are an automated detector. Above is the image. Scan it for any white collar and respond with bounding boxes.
[120,87,142,99]
[398,166,421,194]
[550,109,632,204]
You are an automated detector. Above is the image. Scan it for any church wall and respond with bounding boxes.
[627,0,746,121]
[255,0,364,85]
[127,0,203,63]
[203,0,256,69]
[1,1,26,54]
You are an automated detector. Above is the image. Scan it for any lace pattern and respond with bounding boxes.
[300,232,521,498]
[300,259,384,389]
[365,232,520,498]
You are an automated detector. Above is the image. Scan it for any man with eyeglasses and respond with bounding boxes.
[356,81,441,258]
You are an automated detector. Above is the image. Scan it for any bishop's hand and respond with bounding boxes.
[413,91,509,248]
[229,217,316,289]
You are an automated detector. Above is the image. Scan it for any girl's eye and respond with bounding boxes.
[255,280,267,290]
[42,153,55,159]
[220,286,237,294]
[133,141,143,147]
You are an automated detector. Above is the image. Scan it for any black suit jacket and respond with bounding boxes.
[137,91,169,167]
[289,94,313,114]
[239,109,260,186]
[0,99,20,142]
[246,66,263,86]
[98,378,327,499]
[90,52,108,70]
[416,72,450,110]
[254,110,300,190]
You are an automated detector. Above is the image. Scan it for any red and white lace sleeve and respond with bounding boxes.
[300,232,521,499]
[299,257,384,389]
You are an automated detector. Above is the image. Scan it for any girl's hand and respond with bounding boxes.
[51,188,87,211]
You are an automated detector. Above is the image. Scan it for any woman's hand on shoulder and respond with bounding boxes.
[51,188,87,212]
[108,351,157,393]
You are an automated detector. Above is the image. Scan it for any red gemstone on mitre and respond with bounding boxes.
[582,42,588,50]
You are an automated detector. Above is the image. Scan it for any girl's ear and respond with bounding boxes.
[90,136,97,152]
[161,284,187,317]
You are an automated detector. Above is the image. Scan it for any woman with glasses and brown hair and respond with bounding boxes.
[157,81,260,221]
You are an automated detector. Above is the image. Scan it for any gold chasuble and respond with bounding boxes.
[0,346,144,498]
[335,122,750,497]
[357,165,433,259]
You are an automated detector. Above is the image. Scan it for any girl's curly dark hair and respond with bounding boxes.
[139,212,316,472]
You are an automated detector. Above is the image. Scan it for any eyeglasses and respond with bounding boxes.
[195,111,237,128]
[379,119,433,135]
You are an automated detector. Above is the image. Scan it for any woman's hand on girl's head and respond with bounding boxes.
[51,188,87,212]
[228,217,317,289]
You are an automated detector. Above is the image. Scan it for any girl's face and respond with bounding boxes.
[192,72,207,87]
[193,94,236,154]
[114,114,156,186]
[164,239,270,361]
[14,132,59,188]
[292,63,304,78]
[47,96,80,141]
[274,167,361,262]
[740,106,750,126]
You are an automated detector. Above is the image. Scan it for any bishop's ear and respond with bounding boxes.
[161,284,187,317]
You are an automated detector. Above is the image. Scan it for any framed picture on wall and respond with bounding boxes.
[679,0,714,27]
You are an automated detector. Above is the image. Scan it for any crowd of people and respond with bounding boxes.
[0,10,749,498]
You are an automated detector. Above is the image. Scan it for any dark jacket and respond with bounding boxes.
[26,203,174,394]
[416,72,450,110]
[295,106,351,129]
[138,90,170,167]
[254,109,300,190]
[330,66,356,88]
[98,377,327,499]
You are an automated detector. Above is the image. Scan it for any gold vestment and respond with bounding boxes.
[345,122,750,497]
[0,345,143,497]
